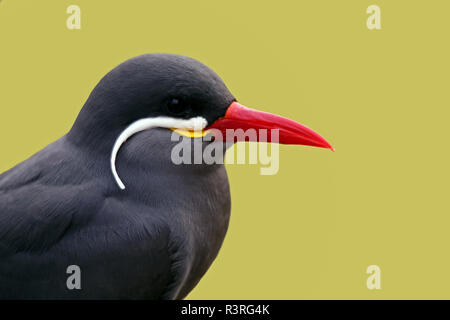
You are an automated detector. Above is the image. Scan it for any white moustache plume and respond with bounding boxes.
[111,116,207,190]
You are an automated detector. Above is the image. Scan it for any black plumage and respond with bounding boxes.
[0,54,235,299]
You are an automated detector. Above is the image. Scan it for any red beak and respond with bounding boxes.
[207,101,334,151]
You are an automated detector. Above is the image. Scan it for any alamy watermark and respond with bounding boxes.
[171,128,280,175]
[66,265,81,290]
[367,5,381,30]
[366,265,381,290]
[66,5,81,30]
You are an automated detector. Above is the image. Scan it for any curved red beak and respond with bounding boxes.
[207,101,334,151]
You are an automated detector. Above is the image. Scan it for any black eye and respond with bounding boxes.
[167,98,186,115]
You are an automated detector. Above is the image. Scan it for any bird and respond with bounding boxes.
[0,53,333,299]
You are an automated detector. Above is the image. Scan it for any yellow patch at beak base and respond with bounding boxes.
[170,128,209,138]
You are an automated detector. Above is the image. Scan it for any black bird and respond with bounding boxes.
[0,54,333,299]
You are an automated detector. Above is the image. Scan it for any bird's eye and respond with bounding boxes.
[167,98,186,115]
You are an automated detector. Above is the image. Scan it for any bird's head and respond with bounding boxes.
[68,53,333,190]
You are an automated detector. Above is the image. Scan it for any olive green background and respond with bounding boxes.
[1,0,449,299]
